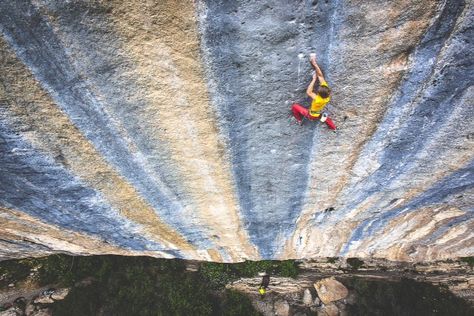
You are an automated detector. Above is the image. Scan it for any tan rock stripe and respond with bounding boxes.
[0,37,196,255]
[329,20,474,224]
[282,194,383,259]
[0,207,174,258]
[308,149,472,259]
[347,206,466,261]
[325,83,473,257]
[104,0,258,260]
[383,211,471,261]
[316,3,474,257]
[389,217,474,261]
[334,167,472,259]
[325,131,472,258]
[287,150,470,260]
[438,225,474,257]
[418,230,474,261]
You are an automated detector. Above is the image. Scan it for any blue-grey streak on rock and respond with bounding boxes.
[332,0,468,219]
[280,0,472,260]
[0,118,179,256]
[0,240,50,252]
[273,0,344,258]
[315,0,341,85]
[342,159,474,255]
[405,164,473,212]
[296,0,343,212]
[0,237,53,259]
[196,0,258,251]
[372,0,471,180]
[422,213,473,245]
[298,0,469,254]
[336,0,473,253]
[28,0,196,216]
[197,0,329,258]
[0,1,214,249]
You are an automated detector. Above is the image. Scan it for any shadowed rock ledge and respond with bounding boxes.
[0,0,472,262]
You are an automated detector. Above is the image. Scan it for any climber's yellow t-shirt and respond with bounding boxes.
[309,81,330,117]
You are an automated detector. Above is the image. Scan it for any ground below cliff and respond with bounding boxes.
[0,255,473,316]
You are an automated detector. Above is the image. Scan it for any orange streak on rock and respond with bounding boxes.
[0,37,196,256]
[99,0,258,260]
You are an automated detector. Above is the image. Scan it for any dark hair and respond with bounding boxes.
[318,86,331,98]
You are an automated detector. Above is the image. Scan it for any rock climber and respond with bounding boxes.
[291,54,337,131]
[258,272,270,295]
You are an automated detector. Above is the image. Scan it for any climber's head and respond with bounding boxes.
[259,287,266,295]
[318,85,331,99]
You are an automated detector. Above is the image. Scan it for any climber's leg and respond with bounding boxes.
[324,116,337,130]
[291,103,309,123]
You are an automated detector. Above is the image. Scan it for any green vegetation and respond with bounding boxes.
[221,290,261,316]
[0,259,35,287]
[460,257,474,268]
[346,257,364,270]
[200,259,299,289]
[2,255,473,315]
[48,260,211,315]
[1,256,301,315]
[343,277,474,316]
[327,257,338,264]
[0,255,113,287]
[0,255,299,289]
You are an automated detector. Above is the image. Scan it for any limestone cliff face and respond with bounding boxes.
[0,0,472,262]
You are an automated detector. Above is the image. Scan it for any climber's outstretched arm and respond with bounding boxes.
[314,63,326,82]
[306,73,317,99]
[310,55,326,83]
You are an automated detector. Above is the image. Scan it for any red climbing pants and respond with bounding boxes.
[291,103,337,130]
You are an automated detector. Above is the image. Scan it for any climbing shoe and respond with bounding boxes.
[320,112,328,122]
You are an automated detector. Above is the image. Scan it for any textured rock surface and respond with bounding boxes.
[302,288,313,306]
[314,277,348,304]
[0,0,473,261]
[49,288,69,301]
[228,259,474,314]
